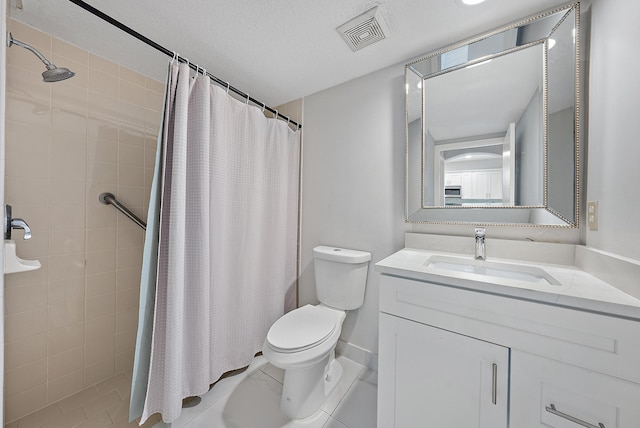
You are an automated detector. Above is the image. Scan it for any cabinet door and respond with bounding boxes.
[445,173,461,186]
[510,350,640,428]
[461,172,473,198]
[378,313,509,428]
[472,171,489,199]
[488,170,502,199]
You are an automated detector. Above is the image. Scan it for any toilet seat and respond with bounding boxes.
[266,305,341,353]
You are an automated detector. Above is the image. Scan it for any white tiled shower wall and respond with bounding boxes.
[3,19,163,423]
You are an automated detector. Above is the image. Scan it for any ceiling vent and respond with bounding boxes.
[337,6,390,52]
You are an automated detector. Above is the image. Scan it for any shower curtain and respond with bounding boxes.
[130,61,301,423]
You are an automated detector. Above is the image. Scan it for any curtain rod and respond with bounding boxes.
[67,0,301,130]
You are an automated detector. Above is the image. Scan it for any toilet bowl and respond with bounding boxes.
[263,304,346,419]
[262,246,370,419]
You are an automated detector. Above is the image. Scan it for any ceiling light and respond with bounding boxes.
[548,38,556,49]
[455,0,487,8]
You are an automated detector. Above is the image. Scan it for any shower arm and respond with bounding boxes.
[7,33,55,69]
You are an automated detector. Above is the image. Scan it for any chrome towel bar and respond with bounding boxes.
[99,192,147,230]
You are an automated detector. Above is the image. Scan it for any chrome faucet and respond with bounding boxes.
[475,227,486,260]
[4,205,32,240]
[11,218,32,240]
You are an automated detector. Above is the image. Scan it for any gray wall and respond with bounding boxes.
[300,65,406,354]
[585,0,640,260]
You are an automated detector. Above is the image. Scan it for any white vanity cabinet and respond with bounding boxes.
[378,274,640,428]
[379,313,509,427]
[510,350,640,427]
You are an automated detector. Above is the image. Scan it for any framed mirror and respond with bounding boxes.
[406,2,580,227]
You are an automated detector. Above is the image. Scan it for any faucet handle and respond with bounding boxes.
[474,227,486,260]
[4,205,33,240]
[11,218,32,240]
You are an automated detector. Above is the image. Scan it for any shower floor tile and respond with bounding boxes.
[3,371,161,428]
[5,355,377,428]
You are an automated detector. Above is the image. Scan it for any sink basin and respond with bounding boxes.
[424,255,560,285]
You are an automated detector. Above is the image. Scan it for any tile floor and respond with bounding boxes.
[158,355,378,428]
[5,355,377,428]
[4,371,162,428]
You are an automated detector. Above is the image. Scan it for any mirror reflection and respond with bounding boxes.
[406,3,580,226]
[425,44,543,207]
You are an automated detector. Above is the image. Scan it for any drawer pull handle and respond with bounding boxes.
[545,404,605,428]
[491,363,497,405]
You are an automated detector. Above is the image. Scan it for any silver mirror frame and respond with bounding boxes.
[405,2,581,227]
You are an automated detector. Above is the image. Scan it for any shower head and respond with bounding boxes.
[7,32,75,82]
[42,66,76,82]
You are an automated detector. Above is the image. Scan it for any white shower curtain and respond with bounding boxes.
[131,61,300,424]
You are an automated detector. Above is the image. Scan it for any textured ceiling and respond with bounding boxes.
[11,0,566,107]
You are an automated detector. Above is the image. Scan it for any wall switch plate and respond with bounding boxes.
[587,201,598,230]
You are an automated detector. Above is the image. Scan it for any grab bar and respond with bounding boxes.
[99,192,147,230]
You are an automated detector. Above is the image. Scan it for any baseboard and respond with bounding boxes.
[336,339,378,372]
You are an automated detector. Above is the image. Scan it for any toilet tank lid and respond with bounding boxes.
[313,246,371,263]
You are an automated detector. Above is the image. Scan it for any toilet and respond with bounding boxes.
[262,245,371,419]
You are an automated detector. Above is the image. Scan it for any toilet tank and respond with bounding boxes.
[313,246,371,310]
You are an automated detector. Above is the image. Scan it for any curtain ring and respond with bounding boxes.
[245,93,250,105]
[226,82,230,94]
[261,102,266,113]
[287,117,291,126]
[274,110,279,119]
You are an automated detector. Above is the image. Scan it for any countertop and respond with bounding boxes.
[375,248,640,321]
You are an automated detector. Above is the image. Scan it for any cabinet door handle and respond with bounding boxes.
[545,404,605,428]
[491,363,497,405]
